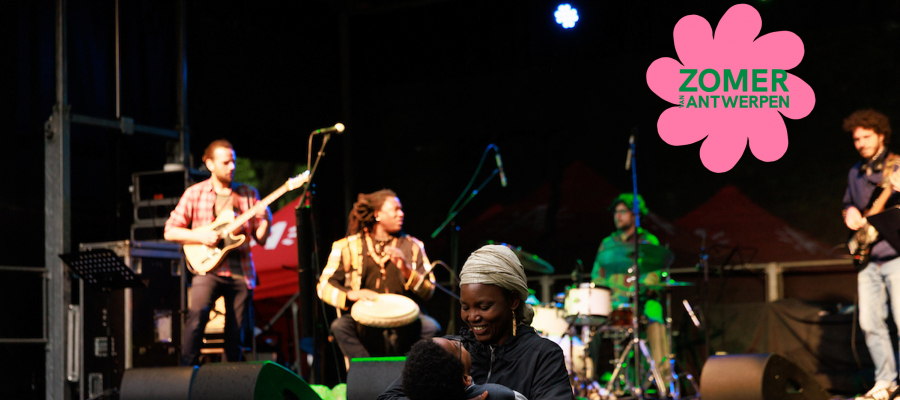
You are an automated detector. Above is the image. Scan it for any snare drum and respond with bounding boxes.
[564,286,612,325]
[608,305,633,327]
[350,293,420,328]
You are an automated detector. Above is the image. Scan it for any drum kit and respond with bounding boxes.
[344,240,694,399]
[520,242,693,400]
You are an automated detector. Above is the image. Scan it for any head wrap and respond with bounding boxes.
[459,245,534,326]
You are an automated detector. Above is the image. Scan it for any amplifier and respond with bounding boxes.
[130,169,208,242]
[76,240,185,400]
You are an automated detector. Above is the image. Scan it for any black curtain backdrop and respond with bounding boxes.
[7,0,900,397]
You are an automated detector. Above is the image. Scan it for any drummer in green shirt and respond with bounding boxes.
[590,193,669,381]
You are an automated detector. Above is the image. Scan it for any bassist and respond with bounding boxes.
[164,139,271,366]
[842,110,900,400]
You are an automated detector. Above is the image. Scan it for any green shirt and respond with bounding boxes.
[591,227,660,307]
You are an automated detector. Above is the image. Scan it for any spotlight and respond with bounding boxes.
[555,4,579,29]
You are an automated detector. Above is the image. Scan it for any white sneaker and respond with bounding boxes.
[856,380,900,400]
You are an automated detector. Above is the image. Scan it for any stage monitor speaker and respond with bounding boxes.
[700,353,829,400]
[191,361,320,400]
[119,366,197,400]
[347,357,406,400]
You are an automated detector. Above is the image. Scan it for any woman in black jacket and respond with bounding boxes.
[379,245,574,400]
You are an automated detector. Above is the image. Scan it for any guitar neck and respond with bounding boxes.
[222,184,289,233]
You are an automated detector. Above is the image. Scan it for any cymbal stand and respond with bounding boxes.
[609,326,631,395]
[665,286,680,400]
[603,334,666,399]
[562,313,586,395]
[566,323,601,397]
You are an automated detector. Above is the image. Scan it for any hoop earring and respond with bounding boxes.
[511,310,517,337]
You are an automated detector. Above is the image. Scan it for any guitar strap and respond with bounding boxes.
[341,235,364,291]
[212,188,240,218]
[232,190,242,215]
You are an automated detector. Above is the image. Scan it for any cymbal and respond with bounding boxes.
[496,243,554,274]
[645,280,694,290]
[589,277,629,292]
[597,242,674,274]
[590,278,691,292]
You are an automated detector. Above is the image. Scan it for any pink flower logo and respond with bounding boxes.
[646,4,815,173]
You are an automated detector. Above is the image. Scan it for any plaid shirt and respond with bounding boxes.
[165,179,268,289]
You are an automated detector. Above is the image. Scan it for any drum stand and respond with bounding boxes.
[662,287,700,399]
[603,334,666,399]
[564,313,592,397]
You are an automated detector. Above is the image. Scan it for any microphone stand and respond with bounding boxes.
[427,261,461,300]
[292,129,334,382]
[628,130,644,398]
[432,165,501,335]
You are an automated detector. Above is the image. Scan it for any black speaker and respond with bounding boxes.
[191,362,320,400]
[347,357,407,400]
[700,354,829,400]
[120,362,320,400]
[119,366,197,400]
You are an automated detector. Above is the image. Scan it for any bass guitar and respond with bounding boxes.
[183,171,309,275]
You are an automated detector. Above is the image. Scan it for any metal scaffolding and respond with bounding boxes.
[42,0,190,398]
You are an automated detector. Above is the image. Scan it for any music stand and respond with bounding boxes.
[60,249,145,399]
[868,207,900,252]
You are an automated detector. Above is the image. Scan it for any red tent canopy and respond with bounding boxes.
[674,185,834,264]
[251,197,303,300]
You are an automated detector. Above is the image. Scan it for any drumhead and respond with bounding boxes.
[564,287,612,320]
[531,305,569,337]
[351,293,420,329]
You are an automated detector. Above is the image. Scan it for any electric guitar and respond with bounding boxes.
[849,155,900,269]
[183,171,309,275]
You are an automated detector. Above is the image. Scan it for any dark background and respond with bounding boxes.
[5,0,900,396]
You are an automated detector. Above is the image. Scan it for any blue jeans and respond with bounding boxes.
[858,257,900,382]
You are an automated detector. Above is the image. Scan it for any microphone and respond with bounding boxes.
[311,123,345,135]
[683,300,701,328]
[625,134,634,170]
[494,152,508,187]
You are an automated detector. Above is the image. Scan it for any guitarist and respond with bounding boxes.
[842,109,900,400]
[164,139,271,366]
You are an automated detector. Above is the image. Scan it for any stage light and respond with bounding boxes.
[555,4,579,29]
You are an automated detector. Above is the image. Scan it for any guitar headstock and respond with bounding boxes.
[287,170,310,191]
